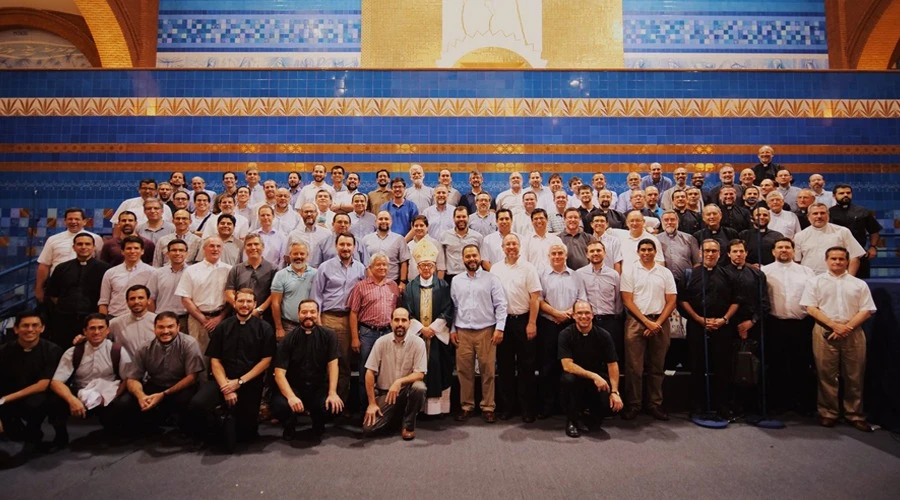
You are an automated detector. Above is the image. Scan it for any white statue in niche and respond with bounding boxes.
[438,0,546,68]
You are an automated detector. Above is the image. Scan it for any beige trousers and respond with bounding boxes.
[812,324,866,421]
[456,326,496,412]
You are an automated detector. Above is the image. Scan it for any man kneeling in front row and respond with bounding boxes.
[124,312,205,433]
[559,300,624,438]
[272,299,344,441]
[49,314,132,440]
[190,289,275,452]
[363,307,427,440]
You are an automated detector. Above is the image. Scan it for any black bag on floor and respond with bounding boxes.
[733,339,760,388]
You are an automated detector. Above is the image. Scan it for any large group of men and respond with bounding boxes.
[0,147,882,457]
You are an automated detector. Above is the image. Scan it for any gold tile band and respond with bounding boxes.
[1,97,898,118]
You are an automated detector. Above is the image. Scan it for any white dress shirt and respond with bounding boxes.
[793,223,865,274]
[800,271,876,323]
[522,232,563,269]
[175,259,232,311]
[620,263,677,315]
[768,209,802,239]
[38,229,103,273]
[762,261,816,319]
[490,258,542,316]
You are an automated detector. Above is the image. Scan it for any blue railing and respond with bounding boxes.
[0,256,38,319]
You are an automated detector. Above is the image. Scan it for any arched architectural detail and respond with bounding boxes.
[72,0,133,67]
[854,0,900,69]
[0,7,101,67]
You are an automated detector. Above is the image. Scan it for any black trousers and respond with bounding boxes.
[766,316,816,413]
[536,317,571,414]
[49,312,89,348]
[593,315,624,366]
[270,381,331,430]
[50,390,133,430]
[560,372,611,423]
[0,393,61,442]
[732,323,761,415]
[687,322,735,413]
[497,313,536,415]
[122,383,197,431]
[189,379,264,441]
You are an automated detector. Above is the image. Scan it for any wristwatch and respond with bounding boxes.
[0,397,6,405]
[238,378,244,386]
[610,391,619,396]
[721,317,729,325]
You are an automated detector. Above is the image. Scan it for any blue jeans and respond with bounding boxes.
[358,324,391,407]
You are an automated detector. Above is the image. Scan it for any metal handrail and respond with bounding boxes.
[0,257,39,279]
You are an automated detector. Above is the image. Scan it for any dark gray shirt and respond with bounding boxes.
[126,333,205,388]
[226,259,277,305]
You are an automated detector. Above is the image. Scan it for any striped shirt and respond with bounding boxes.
[346,277,401,328]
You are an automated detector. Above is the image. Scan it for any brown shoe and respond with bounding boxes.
[850,420,874,433]
[819,416,837,428]
[455,410,473,422]
[482,411,497,424]
[401,427,416,440]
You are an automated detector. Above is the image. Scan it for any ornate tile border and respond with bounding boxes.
[1,97,897,118]
[2,143,899,156]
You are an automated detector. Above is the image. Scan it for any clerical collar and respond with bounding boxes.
[419,276,434,287]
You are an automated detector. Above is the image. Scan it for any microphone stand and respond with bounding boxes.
[745,214,784,429]
[692,265,728,429]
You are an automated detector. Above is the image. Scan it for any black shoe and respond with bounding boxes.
[52,427,69,449]
[522,414,535,424]
[536,410,551,420]
[621,407,640,421]
[222,415,237,453]
[311,422,326,436]
[649,406,670,421]
[498,411,512,421]
[575,420,590,434]
[565,421,580,438]
[282,421,296,441]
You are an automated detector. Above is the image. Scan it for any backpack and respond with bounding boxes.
[71,342,124,381]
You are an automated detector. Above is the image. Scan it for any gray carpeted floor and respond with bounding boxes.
[2,413,899,500]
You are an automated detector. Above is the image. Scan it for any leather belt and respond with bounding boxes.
[360,322,392,332]
[594,314,619,321]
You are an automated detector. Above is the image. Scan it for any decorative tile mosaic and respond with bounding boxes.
[623,18,827,51]
[157,15,361,49]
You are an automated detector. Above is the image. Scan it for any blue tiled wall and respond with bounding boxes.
[0,69,897,274]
